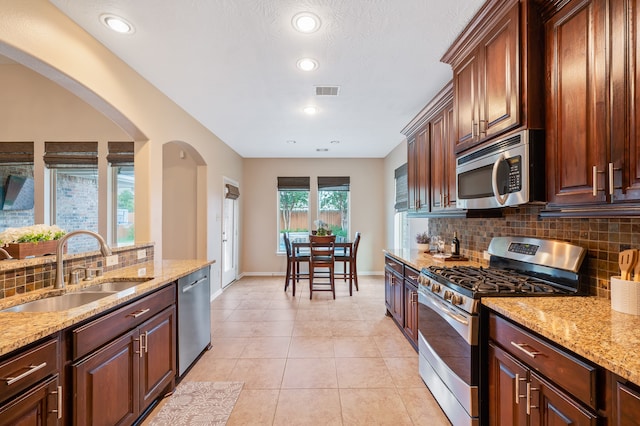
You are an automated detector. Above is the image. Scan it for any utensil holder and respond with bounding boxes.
[610,276,640,315]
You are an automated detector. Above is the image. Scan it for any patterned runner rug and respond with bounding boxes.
[149,381,244,425]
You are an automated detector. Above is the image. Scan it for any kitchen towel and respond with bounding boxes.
[149,381,244,425]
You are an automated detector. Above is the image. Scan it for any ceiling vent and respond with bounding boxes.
[315,86,340,96]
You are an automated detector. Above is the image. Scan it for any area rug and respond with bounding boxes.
[149,381,244,425]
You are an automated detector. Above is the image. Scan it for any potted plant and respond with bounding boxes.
[416,232,431,253]
[313,220,331,236]
[0,224,67,259]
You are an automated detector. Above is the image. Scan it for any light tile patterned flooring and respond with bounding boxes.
[144,275,451,425]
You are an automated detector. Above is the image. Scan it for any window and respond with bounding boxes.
[394,164,409,248]
[45,142,99,254]
[317,176,350,241]
[0,142,35,231]
[277,177,310,253]
[108,142,135,246]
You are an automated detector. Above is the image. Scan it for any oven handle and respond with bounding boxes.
[420,289,469,326]
[492,153,509,206]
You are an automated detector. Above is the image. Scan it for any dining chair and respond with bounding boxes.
[308,234,336,299]
[335,232,361,295]
[283,233,309,296]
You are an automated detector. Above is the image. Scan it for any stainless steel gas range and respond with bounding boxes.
[416,236,587,426]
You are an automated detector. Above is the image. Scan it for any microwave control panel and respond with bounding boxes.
[504,156,522,193]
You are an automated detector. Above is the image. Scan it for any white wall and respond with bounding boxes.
[242,158,386,276]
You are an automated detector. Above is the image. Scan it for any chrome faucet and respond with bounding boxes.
[54,230,113,289]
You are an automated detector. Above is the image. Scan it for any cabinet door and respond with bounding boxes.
[611,0,640,202]
[407,138,417,211]
[480,4,519,140]
[139,306,176,409]
[430,109,447,211]
[73,329,139,426]
[384,268,394,314]
[445,103,457,208]
[612,379,640,426]
[454,53,480,152]
[416,125,430,211]
[0,375,61,425]
[392,273,404,325]
[529,372,598,426]
[488,343,528,426]
[545,0,608,206]
[403,281,418,346]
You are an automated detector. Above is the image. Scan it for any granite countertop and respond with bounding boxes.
[0,258,213,357]
[384,248,482,271]
[483,297,640,385]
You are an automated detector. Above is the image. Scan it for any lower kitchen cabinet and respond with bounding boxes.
[384,255,418,351]
[73,305,175,426]
[609,375,640,426]
[403,267,419,348]
[0,375,61,425]
[488,312,599,426]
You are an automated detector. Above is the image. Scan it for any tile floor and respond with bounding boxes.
[143,275,451,425]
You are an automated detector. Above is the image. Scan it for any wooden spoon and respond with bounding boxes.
[633,250,640,282]
[619,249,637,280]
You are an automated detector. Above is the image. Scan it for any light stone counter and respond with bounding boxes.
[384,248,482,271]
[0,258,213,357]
[483,297,640,385]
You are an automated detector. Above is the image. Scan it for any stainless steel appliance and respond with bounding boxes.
[417,237,586,426]
[177,266,211,377]
[456,129,545,209]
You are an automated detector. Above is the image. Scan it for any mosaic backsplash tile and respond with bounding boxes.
[427,205,634,298]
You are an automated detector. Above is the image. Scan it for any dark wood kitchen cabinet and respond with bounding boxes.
[608,374,640,425]
[384,255,404,326]
[384,255,420,351]
[545,0,640,213]
[488,312,599,426]
[402,82,459,215]
[0,337,62,425]
[72,284,176,426]
[403,267,420,348]
[442,0,544,154]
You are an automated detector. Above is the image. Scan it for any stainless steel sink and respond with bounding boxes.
[1,292,115,313]
[80,280,150,293]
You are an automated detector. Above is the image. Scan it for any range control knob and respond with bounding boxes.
[450,294,464,306]
[443,290,452,301]
[431,283,441,293]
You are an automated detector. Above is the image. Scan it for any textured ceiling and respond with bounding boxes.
[49,0,484,158]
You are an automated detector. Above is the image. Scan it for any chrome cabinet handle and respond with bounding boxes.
[479,119,487,135]
[510,341,542,358]
[182,277,208,293]
[51,385,63,419]
[609,162,614,195]
[141,331,148,354]
[515,373,527,405]
[526,382,539,415]
[3,362,47,385]
[127,308,150,318]
[592,165,597,196]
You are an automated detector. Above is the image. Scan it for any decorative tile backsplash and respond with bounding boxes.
[427,205,637,298]
[0,243,154,299]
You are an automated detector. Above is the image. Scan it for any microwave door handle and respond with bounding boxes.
[492,154,509,206]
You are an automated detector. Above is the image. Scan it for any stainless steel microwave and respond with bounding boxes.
[456,129,545,209]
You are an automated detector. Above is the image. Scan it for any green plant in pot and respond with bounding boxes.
[314,220,330,236]
[416,232,431,253]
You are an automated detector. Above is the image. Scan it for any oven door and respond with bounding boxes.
[417,286,479,424]
[456,130,530,209]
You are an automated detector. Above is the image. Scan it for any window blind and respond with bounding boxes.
[0,142,34,164]
[394,163,408,211]
[43,141,98,167]
[107,141,134,165]
[225,184,240,199]
[277,177,310,191]
[317,176,350,191]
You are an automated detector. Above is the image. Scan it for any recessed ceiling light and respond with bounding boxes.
[316,148,329,152]
[296,58,318,72]
[330,140,340,144]
[100,13,134,34]
[292,12,321,33]
[303,106,318,115]
[286,140,297,144]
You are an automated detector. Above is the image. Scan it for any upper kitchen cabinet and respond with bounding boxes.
[402,82,461,215]
[544,0,640,213]
[442,0,545,154]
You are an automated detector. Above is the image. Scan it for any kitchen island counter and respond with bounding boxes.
[0,258,213,357]
[483,296,640,386]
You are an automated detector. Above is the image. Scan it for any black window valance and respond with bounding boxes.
[107,141,134,165]
[318,176,350,191]
[225,184,240,199]
[277,177,310,191]
[394,163,408,211]
[44,141,98,167]
[0,142,34,164]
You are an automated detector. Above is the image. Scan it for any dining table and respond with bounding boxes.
[290,236,355,294]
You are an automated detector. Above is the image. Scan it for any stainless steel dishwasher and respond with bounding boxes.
[177,266,211,376]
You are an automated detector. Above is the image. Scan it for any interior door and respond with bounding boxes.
[221,184,238,288]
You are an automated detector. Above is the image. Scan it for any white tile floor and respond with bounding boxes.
[143,275,451,425]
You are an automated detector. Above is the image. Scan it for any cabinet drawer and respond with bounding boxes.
[489,313,597,409]
[73,284,175,360]
[404,266,420,285]
[0,337,59,404]
[384,255,404,276]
